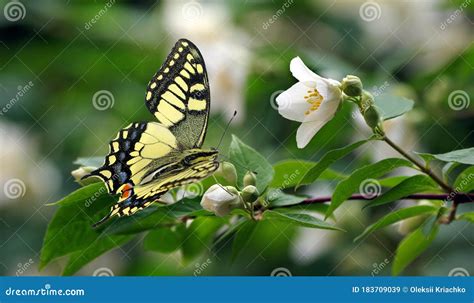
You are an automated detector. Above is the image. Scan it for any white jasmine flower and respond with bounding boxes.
[276,57,342,148]
[200,184,240,217]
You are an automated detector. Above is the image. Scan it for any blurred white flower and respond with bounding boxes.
[276,57,342,148]
[200,184,240,217]
[0,121,60,207]
[163,0,250,123]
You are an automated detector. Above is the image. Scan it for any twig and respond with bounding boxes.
[382,136,452,193]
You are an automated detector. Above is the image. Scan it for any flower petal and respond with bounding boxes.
[276,81,316,122]
[296,100,339,148]
[290,57,323,83]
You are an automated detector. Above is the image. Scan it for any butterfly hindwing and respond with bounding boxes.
[145,39,210,149]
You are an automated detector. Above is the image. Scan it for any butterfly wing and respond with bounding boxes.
[144,38,210,149]
[83,122,179,222]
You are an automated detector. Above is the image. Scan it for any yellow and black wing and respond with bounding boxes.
[144,38,210,149]
[83,122,178,223]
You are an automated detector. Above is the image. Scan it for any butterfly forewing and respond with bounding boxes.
[145,39,210,149]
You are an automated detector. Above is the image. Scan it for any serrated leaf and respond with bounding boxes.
[263,210,344,231]
[442,162,460,182]
[144,226,184,253]
[354,205,439,242]
[454,166,474,193]
[374,94,414,120]
[378,176,410,187]
[297,139,370,188]
[231,220,259,262]
[327,158,413,218]
[432,148,474,165]
[229,135,274,192]
[392,221,439,276]
[266,189,306,207]
[271,160,345,189]
[366,175,439,208]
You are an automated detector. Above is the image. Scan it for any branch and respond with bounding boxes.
[270,193,474,224]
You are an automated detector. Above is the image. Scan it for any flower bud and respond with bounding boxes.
[341,75,363,97]
[200,184,241,217]
[243,171,257,187]
[216,162,237,185]
[71,166,98,186]
[360,91,383,132]
[240,185,259,204]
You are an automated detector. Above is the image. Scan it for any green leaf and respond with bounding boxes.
[297,139,371,188]
[40,184,116,269]
[229,135,274,192]
[73,156,104,168]
[354,205,439,242]
[414,152,436,166]
[374,94,414,120]
[392,222,439,276]
[262,210,344,231]
[40,184,132,273]
[144,226,184,253]
[181,217,225,263]
[453,166,474,193]
[327,158,413,218]
[432,148,474,165]
[106,198,202,235]
[62,235,132,276]
[365,175,439,208]
[378,176,410,187]
[47,183,108,206]
[458,212,474,223]
[271,160,344,189]
[442,162,460,182]
[231,220,259,261]
[266,189,306,207]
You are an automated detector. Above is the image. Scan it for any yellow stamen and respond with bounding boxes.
[304,88,324,115]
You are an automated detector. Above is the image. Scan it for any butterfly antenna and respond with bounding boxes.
[216,110,237,150]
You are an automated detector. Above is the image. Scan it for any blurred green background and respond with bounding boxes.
[0,0,473,276]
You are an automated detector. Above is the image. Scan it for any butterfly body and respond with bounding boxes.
[83,39,218,226]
